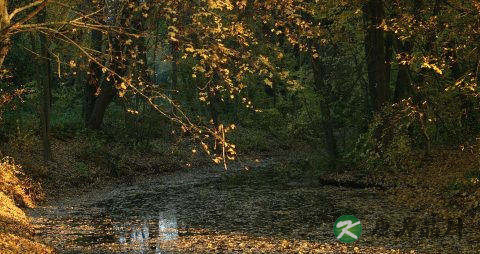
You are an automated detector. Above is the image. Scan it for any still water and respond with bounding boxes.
[115,209,178,253]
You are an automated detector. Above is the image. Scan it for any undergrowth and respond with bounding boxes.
[0,158,52,253]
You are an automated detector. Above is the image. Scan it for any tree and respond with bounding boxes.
[0,0,49,69]
[363,0,390,112]
[38,3,52,162]
[85,1,131,129]
[312,51,338,166]
[84,1,103,125]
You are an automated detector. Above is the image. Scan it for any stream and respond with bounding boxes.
[27,159,479,253]
[28,164,227,253]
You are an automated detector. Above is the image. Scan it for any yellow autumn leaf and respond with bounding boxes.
[264,78,273,87]
[421,62,443,75]
[168,26,179,32]
[119,82,127,90]
[126,109,139,114]
[213,157,222,164]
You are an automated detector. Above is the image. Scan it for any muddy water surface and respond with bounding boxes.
[28,160,477,253]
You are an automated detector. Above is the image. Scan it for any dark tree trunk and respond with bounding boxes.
[85,29,103,124]
[424,0,441,51]
[208,72,222,126]
[38,6,52,161]
[394,65,412,101]
[363,0,390,112]
[394,40,413,101]
[86,85,116,129]
[311,54,338,167]
[86,1,132,129]
[385,31,394,89]
[208,92,220,126]
[133,11,149,81]
[171,41,178,89]
[87,35,123,129]
[446,40,461,80]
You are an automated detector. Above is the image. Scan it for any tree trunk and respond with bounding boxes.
[86,33,123,129]
[86,85,116,129]
[208,92,220,126]
[0,0,11,69]
[86,2,132,129]
[385,31,394,89]
[38,6,52,161]
[394,65,412,101]
[83,30,102,125]
[311,54,338,168]
[84,29,103,124]
[171,40,178,89]
[363,0,390,112]
[394,40,413,101]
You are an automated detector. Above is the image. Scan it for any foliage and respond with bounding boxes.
[0,156,52,253]
[0,157,36,209]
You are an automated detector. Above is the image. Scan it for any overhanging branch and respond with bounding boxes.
[0,0,48,37]
[10,0,49,28]
[9,0,44,20]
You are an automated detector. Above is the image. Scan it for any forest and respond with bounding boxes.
[0,0,479,253]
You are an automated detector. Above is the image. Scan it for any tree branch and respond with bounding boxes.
[0,0,48,37]
[10,0,49,28]
[9,0,44,20]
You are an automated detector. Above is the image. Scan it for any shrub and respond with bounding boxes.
[351,101,426,172]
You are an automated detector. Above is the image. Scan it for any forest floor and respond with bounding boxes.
[0,160,53,253]
[0,192,53,253]
[27,151,480,254]
[2,135,480,253]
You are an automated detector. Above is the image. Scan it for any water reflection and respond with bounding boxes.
[158,210,178,241]
[116,209,178,253]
